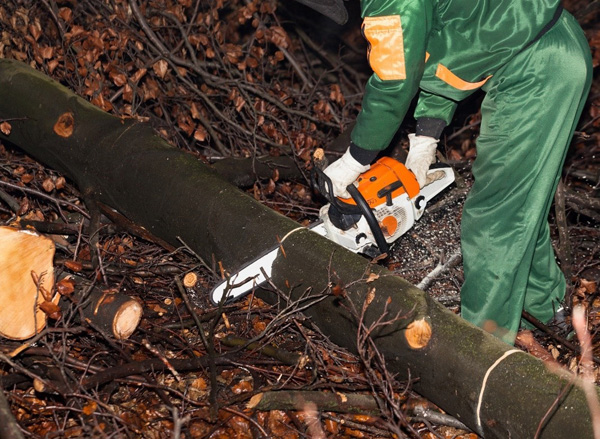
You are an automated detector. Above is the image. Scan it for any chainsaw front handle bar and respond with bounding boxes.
[312,164,389,255]
[346,184,389,255]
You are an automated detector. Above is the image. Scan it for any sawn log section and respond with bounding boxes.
[0,59,596,438]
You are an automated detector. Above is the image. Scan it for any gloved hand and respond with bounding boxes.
[405,134,438,188]
[323,148,370,198]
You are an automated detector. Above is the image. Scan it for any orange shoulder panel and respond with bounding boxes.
[362,15,406,81]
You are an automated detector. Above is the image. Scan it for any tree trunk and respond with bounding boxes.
[0,59,597,439]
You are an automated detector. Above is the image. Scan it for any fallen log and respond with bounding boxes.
[249,391,471,431]
[210,124,355,187]
[247,390,381,415]
[0,58,598,438]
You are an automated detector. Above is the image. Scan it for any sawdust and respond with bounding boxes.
[387,177,470,313]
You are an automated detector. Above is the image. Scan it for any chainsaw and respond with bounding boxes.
[210,151,454,303]
[312,152,455,258]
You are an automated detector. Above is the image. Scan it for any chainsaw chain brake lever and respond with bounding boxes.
[311,164,361,215]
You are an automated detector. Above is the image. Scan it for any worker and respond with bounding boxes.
[293,0,592,344]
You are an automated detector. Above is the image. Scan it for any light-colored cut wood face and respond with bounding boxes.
[0,226,56,340]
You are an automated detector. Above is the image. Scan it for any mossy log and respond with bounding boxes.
[0,59,597,438]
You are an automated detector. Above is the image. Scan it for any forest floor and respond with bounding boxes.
[0,0,599,438]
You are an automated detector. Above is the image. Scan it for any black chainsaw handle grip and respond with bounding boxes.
[346,184,389,255]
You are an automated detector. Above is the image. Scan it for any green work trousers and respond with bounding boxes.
[460,10,592,345]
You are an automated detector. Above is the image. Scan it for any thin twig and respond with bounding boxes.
[0,180,89,218]
[417,249,462,290]
[572,305,600,438]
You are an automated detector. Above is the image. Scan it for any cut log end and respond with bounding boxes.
[183,272,198,288]
[33,378,47,393]
[246,392,264,410]
[84,288,143,340]
[112,299,143,340]
[53,112,74,138]
[0,226,56,340]
[405,318,432,349]
[312,148,328,169]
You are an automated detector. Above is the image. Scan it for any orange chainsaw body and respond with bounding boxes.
[338,157,420,208]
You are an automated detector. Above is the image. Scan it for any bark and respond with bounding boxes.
[247,391,381,415]
[0,385,24,439]
[0,58,598,439]
[78,283,143,340]
[210,155,305,188]
[210,123,353,188]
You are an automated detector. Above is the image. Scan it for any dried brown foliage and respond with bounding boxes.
[0,0,364,161]
[0,0,598,438]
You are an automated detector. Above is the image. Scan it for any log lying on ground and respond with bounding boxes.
[210,124,354,187]
[247,390,381,415]
[0,59,597,438]
[72,278,143,340]
[210,155,306,188]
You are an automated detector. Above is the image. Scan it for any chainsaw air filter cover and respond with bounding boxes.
[335,156,421,242]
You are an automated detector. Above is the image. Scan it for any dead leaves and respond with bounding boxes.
[55,277,75,296]
[265,26,290,49]
[38,300,61,320]
[0,0,349,157]
[152,59,169,79]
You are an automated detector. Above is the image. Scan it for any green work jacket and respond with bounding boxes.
[351,0,562,150]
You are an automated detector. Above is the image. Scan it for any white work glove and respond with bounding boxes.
[323,148,370,198]
[405,134,438,188]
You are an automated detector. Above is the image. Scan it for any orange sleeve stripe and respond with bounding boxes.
[363,15,406,81]
[435,64,492,91]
